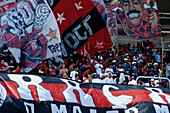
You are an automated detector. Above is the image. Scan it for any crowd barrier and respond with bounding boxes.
[136,76,170,89]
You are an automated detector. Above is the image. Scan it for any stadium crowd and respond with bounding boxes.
[0,40,170,88]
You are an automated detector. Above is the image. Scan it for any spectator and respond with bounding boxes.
[151,63,159,76]
[151,45,157,59]
[105,64,114,76]
[149,79,155,87]
[0,59,9,72]
[70,66,79,80]
[12,64,23,73]
[131,62,138,79]
[95,60,103,74]
[48,63,57,76]
[83,74,89,83]
[166,62,170,79]
[128,75,137,85]
[155,52,161,63]
[122,58,131,72]
[60,64,68,77]
[154,80,162,88]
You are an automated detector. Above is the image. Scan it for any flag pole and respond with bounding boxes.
[161,36,164,72]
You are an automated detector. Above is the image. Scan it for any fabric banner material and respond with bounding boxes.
[0,0,16,16]
[92,0,118,45]
[104,0,162,40]
[0,73,170,113]
[0,0,61,72]
[47,0,113,58]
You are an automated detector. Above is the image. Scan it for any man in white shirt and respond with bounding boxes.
[105,64,114,76]
[105,73,115,84]
[95,60,103,74]
[70,66,79,80]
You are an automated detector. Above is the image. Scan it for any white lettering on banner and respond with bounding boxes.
[24,102,34,113]
[102,85,133,109]
[64,33,79,49]
[62,15,92,56]
[125,107,138,113]
[90,109,97,113]
[145,87,170,104]
[8,74,53,101]
[61,79,95,107]
[153,104,169,113]
[25,0,37,8]
[51,104,67,113]
[73,106,82,113]
[72,24,88,40]
[83,15,93,36]
[17,1,34,25]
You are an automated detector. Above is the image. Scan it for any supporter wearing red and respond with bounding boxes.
[0,59,8,72]
[39,60,47,74]
[83,67,91,78]
[142,65,148,76]
[48,63,56,76]
[12,64,23,73]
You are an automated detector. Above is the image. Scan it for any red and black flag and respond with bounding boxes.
[104,0,162,40]
[48,0,113,57]
[0,73,170,113]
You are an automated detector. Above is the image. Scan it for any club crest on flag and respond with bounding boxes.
[1,0,61,72]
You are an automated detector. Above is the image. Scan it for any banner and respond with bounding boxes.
[104,0,162,40]
[0,73,170,113]
[1,0,61,72]
[47,0,113,57]
[0,0,16,16]
[92,0,118,45]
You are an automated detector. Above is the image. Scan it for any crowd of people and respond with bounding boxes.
[0,40,170,88]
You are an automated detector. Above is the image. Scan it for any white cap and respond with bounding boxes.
[132,62,137,64]
[124,58,128,61]
[133,58,137,61]
[154,80,159,83]
[153,63,158,66]
[150,79,154,82]
[112,60,116,63]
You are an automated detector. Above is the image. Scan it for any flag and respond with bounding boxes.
[1,0,61,72]
[0,73,170,113]
[104,0,162,40]
[91,0,118,45]
[47,0,113,58]
[0,0,16,16]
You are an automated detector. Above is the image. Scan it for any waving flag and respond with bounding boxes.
[104,0,162,40]
[0,73,170,113]
[92,0,118,45]
[1,0,61,72]
[0,0,16,16]
[48,0,113,58]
